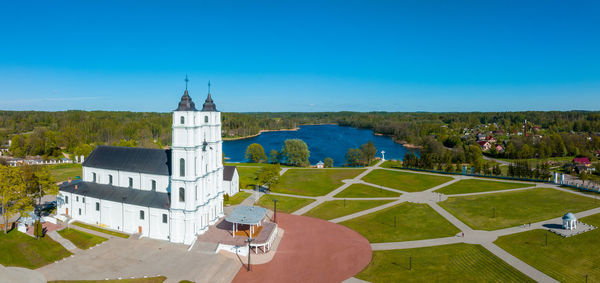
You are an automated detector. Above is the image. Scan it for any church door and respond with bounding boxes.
[66,208,69,215]
[138,226,142,234]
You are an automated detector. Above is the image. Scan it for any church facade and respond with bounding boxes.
[57,86,238,245]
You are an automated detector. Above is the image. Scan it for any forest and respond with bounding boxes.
[1,110,599,163]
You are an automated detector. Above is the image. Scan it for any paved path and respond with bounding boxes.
[448,185,537,197]
[47,230,81,253]
[482,242,558,283]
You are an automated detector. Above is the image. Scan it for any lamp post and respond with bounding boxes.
[247,238,254,271]
[273,199,278,223]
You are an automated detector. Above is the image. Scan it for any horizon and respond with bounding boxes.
[1,1,599,112]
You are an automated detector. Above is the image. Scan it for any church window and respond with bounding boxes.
[179,187,185,202]
[96,202,100,211]
[204,116,208,123]
[65,196,69,204]
[78,208,81,215]
[180,158,185,177]
[195,185,198,201]
[92,172,96,183]
[140,210,145,220]
[76,196,79,202]
[151,180,156,191]
[128,177,133,188]
[180,116,185,124]
[82,197,85,203]
[162,214,168,223]
[109,175,113,185]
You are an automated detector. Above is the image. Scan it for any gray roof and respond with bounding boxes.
[225,205,267,225]
[202,93,217,111]
[83,145,171,176]
[563,212,576,221]
[176,89,197,111]
[59,180,170,210]
[223,165,237,181]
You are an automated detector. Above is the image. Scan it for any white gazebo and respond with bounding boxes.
[562,212,577,230]
[225,205,267,238]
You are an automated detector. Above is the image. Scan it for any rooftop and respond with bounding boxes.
[225,205,267,225]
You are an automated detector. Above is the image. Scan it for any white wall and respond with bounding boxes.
[83,167,169,193]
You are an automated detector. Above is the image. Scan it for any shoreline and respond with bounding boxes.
[222,123,341,141]
[372,132,422,149]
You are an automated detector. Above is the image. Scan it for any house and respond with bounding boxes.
[477,133,487,141]
[316,161,324,168]
[478,141,492,151]
[223,166,240,196]
[57,84,238,245]
[573,157,591,167]
[495,145,504,152]
[486,136,497,143]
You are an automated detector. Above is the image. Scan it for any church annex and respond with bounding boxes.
[57,84,239,244]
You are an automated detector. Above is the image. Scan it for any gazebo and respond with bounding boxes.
[562,212,577,230]
[225,206,268,238]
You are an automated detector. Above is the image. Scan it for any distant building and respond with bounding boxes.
[573,157,591,167]
[478,141,491,151]
[495,145,504,152]
[316,161,324,168]
[223,166,240,196]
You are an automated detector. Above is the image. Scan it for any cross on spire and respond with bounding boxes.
[208,80,211,93]
[184,75,189,90]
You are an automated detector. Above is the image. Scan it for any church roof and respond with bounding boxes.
[223,165,237,181]
[59,180,170,210]
[202,93,217,111]
[83,145,171,176]
[175,89,197,111]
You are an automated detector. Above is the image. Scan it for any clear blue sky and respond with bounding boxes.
[0,0,599,112]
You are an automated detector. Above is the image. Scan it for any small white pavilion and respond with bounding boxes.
[562,212,577,230]
[226,206,267,238]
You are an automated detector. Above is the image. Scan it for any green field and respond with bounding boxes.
[334,183,401,198]
[57,228,107,250]
[256,194,316,213]
[272,169,364,196]
[72,222,130,238]
[440,188,599,230]
[225,191,251,206]
[237,167,261,189]
[362,170,453,192]
[380,160,403,169]
[304,200,393,220]
[435,179,531,195]
[341,202,460,243]
[356,243,533,282]
[0,230,72,269]
[49,163,82,182]
[495,213,600,283]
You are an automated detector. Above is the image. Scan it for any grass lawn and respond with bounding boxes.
[495,213,600,282]
[48,276,166,283]
[341,202,460,243]
[57,228,107,250]
[256,194,316,213]
[225,191,251,206]
[0,229,72,269]
[334,184,401,198]
[362,170,453,192]
[435,179,532,195]
[380,160,403,169]
[72,222,130,238]
[304,200,394,220]
[272,169,364,196]
[439,187,600,230]
[49,163,82,182]
[356,243,533,282]
[237,167,261,189]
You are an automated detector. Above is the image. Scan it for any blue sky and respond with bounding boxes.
[0,0,599,112]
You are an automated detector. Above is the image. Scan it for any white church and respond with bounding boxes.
[57,84,239,244]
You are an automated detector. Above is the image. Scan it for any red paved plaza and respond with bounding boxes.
[233,213,372,283]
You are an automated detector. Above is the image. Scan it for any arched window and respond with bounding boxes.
[179,158,185,177]
[92,172,96,182]
[179,187,185,202]
[108,175,113,185]
[204,116,208,123]
[151,180,156,191]
[180,116,185,124]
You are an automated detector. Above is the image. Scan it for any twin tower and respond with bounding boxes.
[170,83,225,244]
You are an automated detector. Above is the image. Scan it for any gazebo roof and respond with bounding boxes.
[563,212,576,221]
[225,205,267,225]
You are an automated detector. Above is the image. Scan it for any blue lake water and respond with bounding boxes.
[223,124,414,166]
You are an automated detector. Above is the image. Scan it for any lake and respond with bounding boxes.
[223,124,414,166]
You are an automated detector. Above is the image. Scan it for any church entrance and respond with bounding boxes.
[66,208,69,215]
[138,226,142,234]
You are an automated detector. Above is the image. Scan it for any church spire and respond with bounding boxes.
[175,76,197,111]
[201,80,217,111]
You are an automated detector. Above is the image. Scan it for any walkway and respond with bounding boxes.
[232,213,371,283]
[47,230,81,253]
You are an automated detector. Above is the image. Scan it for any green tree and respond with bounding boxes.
[281,139,310,167]
[268,149,280,164]
[256,164,281,190]
[27,166,59,223]
[0,165,31,233]
[324,157,334,168]
[345,148,362,167]
[245,143,267,163]
[359,141,377,165]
